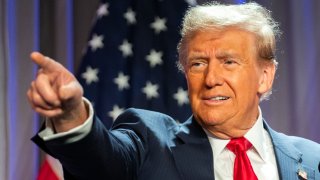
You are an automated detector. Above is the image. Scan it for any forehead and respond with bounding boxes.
[187,28,258,58]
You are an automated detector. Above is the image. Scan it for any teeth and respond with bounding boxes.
[211,96,229,100]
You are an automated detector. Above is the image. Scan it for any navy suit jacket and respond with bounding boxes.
[33,108,320,180]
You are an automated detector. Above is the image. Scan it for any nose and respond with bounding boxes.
[204,64,224,88]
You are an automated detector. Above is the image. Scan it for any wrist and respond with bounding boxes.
[51,99,88,133]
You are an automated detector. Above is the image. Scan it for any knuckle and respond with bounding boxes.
[31,81,36,89]
[36,108,61,118]
[26,89,31,97]
[31,92,44,106]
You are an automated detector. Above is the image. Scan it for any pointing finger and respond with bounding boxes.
[30,52,62,72]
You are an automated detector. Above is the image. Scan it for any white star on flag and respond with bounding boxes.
[97,3,109,18]
[146,49,163,68]
[81,66,99,85]
[114,72,130,91]
[78,0,193,125]
[173,87,189,106]
[142,81,159,99]
[89,34,104,51]
[124,8,136,25]
[119,40,133,57]
[150,17,167,34]
[108,105,125,121]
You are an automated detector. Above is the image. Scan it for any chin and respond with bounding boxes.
[195,113,225,127]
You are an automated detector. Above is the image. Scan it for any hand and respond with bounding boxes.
[27,52,88,132]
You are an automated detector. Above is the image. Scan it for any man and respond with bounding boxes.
[28,2,320,180]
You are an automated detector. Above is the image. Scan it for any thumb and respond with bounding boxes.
[58,81,84,104]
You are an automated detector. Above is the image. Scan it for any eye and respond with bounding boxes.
[224,59,236,65]
[188,61,207,73]
[192,62,205,67]
[223,58,240,68]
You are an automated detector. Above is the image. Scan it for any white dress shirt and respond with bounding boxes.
[39,100,280,179]
[206,108,279,180]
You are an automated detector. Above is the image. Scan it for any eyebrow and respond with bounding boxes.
[215,50,240,59]
[188,49,241,61]
[187,51,210,61]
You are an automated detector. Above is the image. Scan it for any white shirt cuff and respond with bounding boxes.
[38,97,94,143]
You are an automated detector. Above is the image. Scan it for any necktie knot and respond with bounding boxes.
[227,137,253,153]
[226,137,258,180]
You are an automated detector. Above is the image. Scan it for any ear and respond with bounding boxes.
[258,63,276,95]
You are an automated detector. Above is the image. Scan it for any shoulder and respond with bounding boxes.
[265,121,320,154]
[272,130,320,153]
[269,128,320,166]
[286,135,320,153]
[115,108,175,121]
[111,108,180,135]
[114,108,178,126]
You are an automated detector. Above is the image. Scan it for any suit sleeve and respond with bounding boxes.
[32,109,149,180]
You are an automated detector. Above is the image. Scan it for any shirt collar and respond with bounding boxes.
[244,107,268,162]
[205,107,268,162]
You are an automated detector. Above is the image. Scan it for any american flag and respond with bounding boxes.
[77,0,196,128]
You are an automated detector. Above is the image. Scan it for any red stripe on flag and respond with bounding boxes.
[37,158,60,180]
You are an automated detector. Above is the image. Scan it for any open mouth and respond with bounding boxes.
[209,96,230,101]
[202,96,231,105]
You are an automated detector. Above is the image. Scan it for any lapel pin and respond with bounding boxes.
[297,169,308,180]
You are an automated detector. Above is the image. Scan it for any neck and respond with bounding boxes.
[201,113,259,140]
[205,121,256,139]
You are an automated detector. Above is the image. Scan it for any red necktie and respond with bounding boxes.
[226,137,258,180]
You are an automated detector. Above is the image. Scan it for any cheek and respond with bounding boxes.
[226,70,259,97]
[186,75,203,104]
[186,74,203,93]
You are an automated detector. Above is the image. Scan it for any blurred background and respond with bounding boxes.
[1,0,320,179]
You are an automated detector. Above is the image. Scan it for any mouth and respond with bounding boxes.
[202,95,230,104]
[208,96,230,101]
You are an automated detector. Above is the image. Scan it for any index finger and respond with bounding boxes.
[30,52,60,72]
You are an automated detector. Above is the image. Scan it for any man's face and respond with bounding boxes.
[185,28,275,138]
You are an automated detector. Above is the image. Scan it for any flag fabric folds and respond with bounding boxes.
[77,0,195,128]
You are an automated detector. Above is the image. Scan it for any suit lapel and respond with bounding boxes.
[264,121,315,180]
[170,117,214,180]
